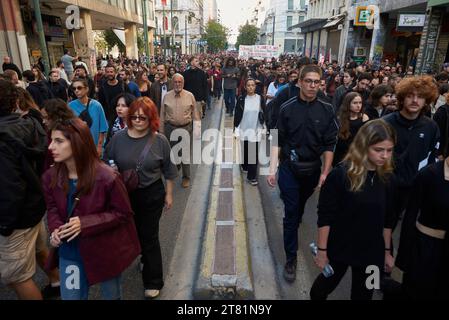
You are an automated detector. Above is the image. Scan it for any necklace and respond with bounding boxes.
[369,171,376,186]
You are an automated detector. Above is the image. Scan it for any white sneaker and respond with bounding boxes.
[144,289,160,299]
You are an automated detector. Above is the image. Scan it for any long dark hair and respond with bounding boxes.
[338,92,363,140]
[50,118,100,195]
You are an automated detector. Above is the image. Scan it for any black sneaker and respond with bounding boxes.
[41,284,61,300]
[283,259,297,283]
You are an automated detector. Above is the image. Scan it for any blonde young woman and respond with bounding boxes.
[310,119,397,300]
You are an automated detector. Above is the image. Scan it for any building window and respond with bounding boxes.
[287,16,293,29]
[172,0,178,10]
[300,0,306,9]
[299,16,304,23]
[172,16,179,32]
[148,1,155,20]
[288,0,294,10]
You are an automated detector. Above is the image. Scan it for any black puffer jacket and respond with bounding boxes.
[0,114,47,236]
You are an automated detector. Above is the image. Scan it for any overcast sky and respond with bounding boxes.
[216,0,255,44]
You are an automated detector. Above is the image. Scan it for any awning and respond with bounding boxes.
[322,16,344,29]
[428,0,449,6]
[113,29,126,46]
[289,18,327,31]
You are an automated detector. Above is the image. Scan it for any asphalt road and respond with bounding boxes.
[0,97,222,300]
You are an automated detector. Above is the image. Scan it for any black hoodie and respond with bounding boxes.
[0,114,47,236]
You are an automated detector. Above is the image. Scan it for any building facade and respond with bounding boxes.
[258,0,307,53]
[0,0,156,74]
[415,0,449,74]
[294,0,346,62]
[154,0,208,55]
[294,0,429,67]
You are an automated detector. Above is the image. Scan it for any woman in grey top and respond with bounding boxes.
[104,97,178,299]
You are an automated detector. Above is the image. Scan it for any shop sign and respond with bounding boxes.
[354,6,374,27]
[31,50,42,57]
[398,14,425,28]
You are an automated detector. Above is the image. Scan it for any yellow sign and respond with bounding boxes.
[354,6,375,27]
[31,50,42,57]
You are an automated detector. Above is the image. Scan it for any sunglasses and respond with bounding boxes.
[130,115,148,121]
[74,86,85,91]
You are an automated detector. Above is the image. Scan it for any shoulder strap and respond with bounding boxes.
[136,133,156,171]
[86,98,91,111]
[444,106,449,156]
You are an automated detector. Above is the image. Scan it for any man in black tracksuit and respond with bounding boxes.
[267,65,339,283]
[383,76,440,228]
[183,57,208,118]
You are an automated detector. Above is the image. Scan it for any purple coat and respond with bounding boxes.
[42,164,141,285]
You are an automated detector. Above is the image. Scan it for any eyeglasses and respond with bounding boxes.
[74,86,85,91]
[130,115,148,121]
[302,79,321,86]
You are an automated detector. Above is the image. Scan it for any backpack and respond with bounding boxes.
[78,99,93,128]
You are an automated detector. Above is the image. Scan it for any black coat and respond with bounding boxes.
[183,68,208,102]
[2,62,22,80]
[0,114,47,236]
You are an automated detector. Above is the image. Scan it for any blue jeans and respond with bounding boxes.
[278,162,320,262]
[59,256,122,300]
[224,89,236,114]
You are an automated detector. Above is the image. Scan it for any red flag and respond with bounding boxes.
[164,17,168,30]
[161,0,167,6]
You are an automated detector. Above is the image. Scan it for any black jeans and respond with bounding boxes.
[129,180,166,290]
[278,162,320,262]
[241,140,259,180]
[310,261,375,300]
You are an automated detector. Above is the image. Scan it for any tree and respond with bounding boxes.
[235,23,259,50]
[103,29,125,54]
[204,20,228,53]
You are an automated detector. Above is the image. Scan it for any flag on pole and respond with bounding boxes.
[161,0,167,6]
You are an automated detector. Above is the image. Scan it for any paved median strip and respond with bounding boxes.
[194,109,254,299]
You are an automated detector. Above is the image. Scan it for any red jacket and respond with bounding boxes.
[42,164,141,285]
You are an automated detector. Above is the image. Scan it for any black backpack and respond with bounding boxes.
[78,99,93,128]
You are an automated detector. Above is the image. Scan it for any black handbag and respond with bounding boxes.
[288,158,322,178]
[121,134,155,193]
[78,99,93,128]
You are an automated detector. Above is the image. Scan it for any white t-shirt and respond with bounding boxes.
[266,82,278,104]
[238,94,263,142]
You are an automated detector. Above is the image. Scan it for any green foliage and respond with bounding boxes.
[102,29,125,54]
[235,23,259,50]
[204,20,228,53]
[137,30,145,54]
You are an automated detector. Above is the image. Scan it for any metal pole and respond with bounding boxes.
[142,0,150,62]
[163,4,166,58]
[272,13,275,46]
[170,0,174,58]
[32,0,50,76]
[185,15,188,55]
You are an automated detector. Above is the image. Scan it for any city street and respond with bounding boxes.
[1,0,448,303]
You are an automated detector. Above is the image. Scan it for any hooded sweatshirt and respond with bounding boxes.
[0,114,47,235]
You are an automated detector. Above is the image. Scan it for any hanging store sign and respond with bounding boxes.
[354,6,375,27]
[398,14,426,28]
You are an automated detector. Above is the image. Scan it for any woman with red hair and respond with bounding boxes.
[104,97,178,299]
[43,118,140,299]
